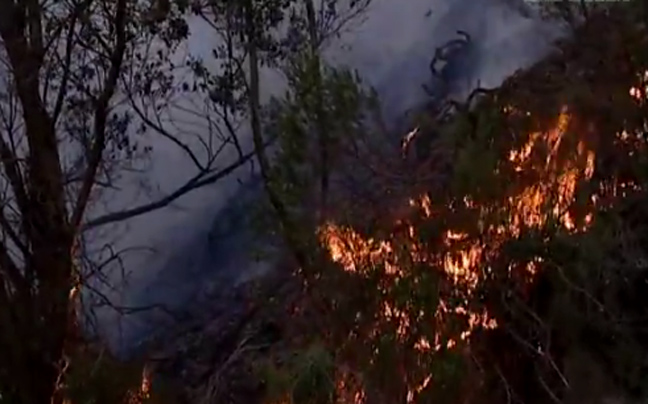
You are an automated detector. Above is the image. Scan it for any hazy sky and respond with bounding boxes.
[94,0,566,351]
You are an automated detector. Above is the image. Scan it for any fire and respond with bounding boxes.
[318,223,397,274]
[318,223,485,288]
[504,107,596,234]
[335,368,366,404]
[317,107,597,362]
[318,219,496,359]
[140,364,152,400]
[314,91,648,401]
[629,70,648,102]
[407,375,432,404]
[124,363,152,404]
[442,242,481,288]
[408,194,433,218]
[402,126,420,156]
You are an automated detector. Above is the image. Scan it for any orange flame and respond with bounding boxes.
[315,96,648,402]
[317,108,597,364]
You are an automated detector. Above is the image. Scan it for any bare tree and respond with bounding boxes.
[0,0,260,402]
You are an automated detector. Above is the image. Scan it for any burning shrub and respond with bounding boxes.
[256,3,648,404]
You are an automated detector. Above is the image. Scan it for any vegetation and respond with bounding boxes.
[1,0,648,403]
[0,0,256,402]
[254,2,648,404]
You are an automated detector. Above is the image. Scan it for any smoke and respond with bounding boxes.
[326,0,563,120]
[97,0,566,353]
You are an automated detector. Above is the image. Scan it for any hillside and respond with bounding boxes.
[58,2,648,404]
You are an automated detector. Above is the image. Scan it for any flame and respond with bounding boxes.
[442,241,481,288]
[124,363,152,404]
[334,367,366,404]
[328,67,648,402]
[318,220,496,357]
[407,375,432,404]
[504,107,596,234]
[318,107,594,363]
[318,223,397,274]
[140,364,152,400]
[402,126,420,156]
[408,194,433,218]
[630,70,648,102]
[315,95,648,401]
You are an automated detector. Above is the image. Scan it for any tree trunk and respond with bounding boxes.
[304,0,330,217]
[4,246,74,404]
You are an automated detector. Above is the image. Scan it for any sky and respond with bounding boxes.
[91,0,566,353]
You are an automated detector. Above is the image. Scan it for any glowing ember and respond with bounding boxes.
[335,368,366,404]
[630,70,648,102]
[408,194,433,218]
[407,375,432,404]
[124,363,152,404]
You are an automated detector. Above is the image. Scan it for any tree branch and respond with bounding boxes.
[0,206,28,257]
[127,91,206,172]
[0,135,30,236]
[71,0,127,230]
[0,238,28,297]
[82,147,259,230]
[52,0,93,124]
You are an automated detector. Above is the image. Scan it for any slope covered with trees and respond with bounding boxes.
[2,0,648,403]
[244,2,648,404]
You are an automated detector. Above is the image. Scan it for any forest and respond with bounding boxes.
[0,0,647,403]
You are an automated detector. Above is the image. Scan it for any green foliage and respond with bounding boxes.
[60,347,180,404]
[63,350,139,404]
[257,343,336,404]
[258,50,378,245]
[451,130,500,199]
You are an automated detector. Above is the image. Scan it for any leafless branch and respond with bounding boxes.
[71,0,127,230]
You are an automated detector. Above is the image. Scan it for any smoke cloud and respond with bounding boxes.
[96,0,566,353]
